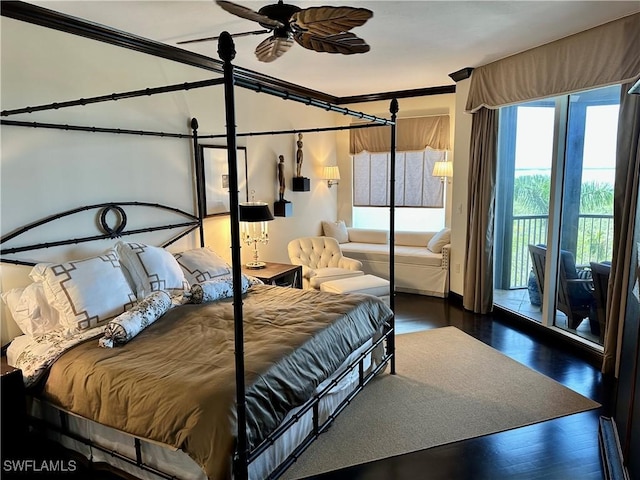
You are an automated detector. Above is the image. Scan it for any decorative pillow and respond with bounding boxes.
[30,250,136,333]
[190,273,258,304]
[99,291,172,348]
[174,247,231,284]
[427,228,451,253]
[116,241,189,300]
[322,220,349,244]
[1,283,61,337]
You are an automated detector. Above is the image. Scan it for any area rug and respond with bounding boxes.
[281,326,600,479]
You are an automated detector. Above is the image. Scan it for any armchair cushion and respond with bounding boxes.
[309,268,364,289]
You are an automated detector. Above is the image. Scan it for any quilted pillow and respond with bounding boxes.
[116,241,189,300]
[1,283,61,337]
[99,291,172,348]
[174,247,231,284]
[322,220,349,243]
[427,228,451,253]
[30,250,136,333]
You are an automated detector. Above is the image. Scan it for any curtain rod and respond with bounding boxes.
[1,78,225,117]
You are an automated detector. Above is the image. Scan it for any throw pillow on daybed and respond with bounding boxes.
[322,220,349,244]
[427,228,451,253]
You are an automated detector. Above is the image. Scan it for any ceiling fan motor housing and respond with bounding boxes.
[258,2,301,37]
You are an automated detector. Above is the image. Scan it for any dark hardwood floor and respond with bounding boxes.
[306,292,612,480]
[2,293,611,480]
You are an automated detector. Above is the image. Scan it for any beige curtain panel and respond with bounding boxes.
[466,13,640,113]
[350,116,450,154]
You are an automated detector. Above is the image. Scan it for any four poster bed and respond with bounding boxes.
[1,7,401,480]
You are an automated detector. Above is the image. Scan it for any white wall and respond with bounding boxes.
[0,17,347,343]
[449,79,473,296]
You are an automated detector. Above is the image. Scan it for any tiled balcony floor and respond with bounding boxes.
[494,288,601,345]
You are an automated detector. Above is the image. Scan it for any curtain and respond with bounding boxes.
[350,116,450,154]
[352,149,446,207]
[603,82,640,375]
[463,108,497,314]
[466,13,640,113]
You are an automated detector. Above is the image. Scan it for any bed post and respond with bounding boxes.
[389,98,398,375]
[191,118,206,247]
[219,32,249,480]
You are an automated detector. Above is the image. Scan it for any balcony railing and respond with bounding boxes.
[508,213,614,289]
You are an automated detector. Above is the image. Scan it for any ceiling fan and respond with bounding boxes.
[177,0,373,63]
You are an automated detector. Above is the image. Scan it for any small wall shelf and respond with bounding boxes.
[292,177,310,191]
[274,201,293,217]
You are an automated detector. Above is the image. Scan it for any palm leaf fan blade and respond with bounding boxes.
[294,32,370,55]
[215,0,284,28]
[292,6,373,36]
[255,36,294,62]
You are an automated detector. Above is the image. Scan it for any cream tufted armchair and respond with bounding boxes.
[287,236,364,290]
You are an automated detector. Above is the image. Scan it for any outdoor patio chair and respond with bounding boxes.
[528,244,596,331]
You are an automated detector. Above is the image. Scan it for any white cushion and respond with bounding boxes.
[31,250,136,333]
[347,228,388,244]
[174,247,230,284]
[395,231,432,247]
[309,268,363,289]
[322,220,349,243]
[1,283,61,337]
[321,274,390,297]
[116,242,189,300]
[427,228,451,253]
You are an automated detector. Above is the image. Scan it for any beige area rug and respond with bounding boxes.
[281,326,600,479]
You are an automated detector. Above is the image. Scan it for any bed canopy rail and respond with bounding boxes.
[216,31,397,480]
[0,78,225,118]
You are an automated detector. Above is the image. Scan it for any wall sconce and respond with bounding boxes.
[239,201,274,269]
[432,161,453,183]
[323,166,340,188]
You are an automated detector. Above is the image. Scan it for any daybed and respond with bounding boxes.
[322,222,450,298]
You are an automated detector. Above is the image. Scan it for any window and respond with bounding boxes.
[352,148,447,231]
[493,84,620,347]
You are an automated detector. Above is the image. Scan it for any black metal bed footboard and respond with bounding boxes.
[28,320,394,480]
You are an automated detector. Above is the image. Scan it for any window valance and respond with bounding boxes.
[465,13,640,113]
[350,116,450,154]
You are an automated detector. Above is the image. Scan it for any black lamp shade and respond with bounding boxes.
[239,202,274,222]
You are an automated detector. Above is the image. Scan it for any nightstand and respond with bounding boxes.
[243,262,302,289]
[1,357,27,448]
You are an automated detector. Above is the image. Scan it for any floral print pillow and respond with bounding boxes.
[190,274,261,304]
[99,291,172,348]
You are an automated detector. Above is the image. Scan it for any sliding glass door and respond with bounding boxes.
[494,85,619,347]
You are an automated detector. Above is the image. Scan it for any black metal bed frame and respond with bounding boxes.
[1,8,400,479]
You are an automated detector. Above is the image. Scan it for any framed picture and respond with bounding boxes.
[201,145,248,217]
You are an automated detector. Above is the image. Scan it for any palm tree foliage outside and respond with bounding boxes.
[509,174,614,288]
